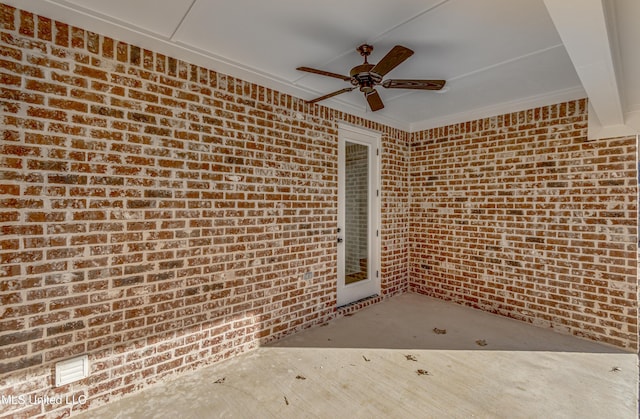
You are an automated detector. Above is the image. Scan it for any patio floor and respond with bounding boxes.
[77,293,638,418]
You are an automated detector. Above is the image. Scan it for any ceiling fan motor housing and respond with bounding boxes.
[349,63,382,93]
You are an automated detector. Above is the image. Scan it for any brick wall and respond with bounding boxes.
[380,129,410,296]
[0,4,409,417]
[409,100,638,350]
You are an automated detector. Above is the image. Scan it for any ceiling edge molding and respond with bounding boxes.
[625,108,640,132]
[588,104,640,140]
[543,0,640,139]
[409,86,586,133]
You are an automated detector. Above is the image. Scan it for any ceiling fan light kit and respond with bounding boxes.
[298,44,446,112]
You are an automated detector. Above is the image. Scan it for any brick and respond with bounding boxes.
[25,79,67,95]
[0,355,42,374]
[0,329,43,346]
[49,295,89,311]
[46,320,85,336]
[19,10,34,37]
[74,64,107,80]
[0,4,16,31]
[48,97,88,112]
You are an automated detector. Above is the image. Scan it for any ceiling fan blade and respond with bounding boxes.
[382,79,446,90]
[366,90,384,112]
[306,87,355,104]
[371,45,414,77]
[297,66,351,82]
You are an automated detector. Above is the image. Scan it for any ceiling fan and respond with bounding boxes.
[297,44,446,112]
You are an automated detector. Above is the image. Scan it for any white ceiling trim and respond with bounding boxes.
[588,104,640,140]
[7,0,638,136]
[543,0,638,139]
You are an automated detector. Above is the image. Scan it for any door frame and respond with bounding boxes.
[336,123,381,307]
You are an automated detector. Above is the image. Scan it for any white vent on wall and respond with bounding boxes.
[55,355,89,387]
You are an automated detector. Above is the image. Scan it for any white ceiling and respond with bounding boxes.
[7,0,640,136]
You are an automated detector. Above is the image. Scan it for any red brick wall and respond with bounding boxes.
[0,4,409,417]
[409,100,638,350]
[380,129,410,296]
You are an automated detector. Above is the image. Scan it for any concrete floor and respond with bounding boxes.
[78,293,638,418]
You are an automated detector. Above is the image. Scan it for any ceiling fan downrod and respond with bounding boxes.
[350,44,382,93]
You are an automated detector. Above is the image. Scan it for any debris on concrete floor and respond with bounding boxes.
[73,293,639,419]
[405,355,417,362]
[284,396,289,406]
[363,355,371,362]
[610,367,621,372]
[416,369,431,376]
[433,327,447,334]
[476,339,487,346]
[296,375,306,380]
[214,377,225,384]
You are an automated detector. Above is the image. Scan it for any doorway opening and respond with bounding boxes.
[337,124,380,306]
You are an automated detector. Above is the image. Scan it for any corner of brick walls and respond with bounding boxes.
[0,4,410,417]
[408,99,638,350]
